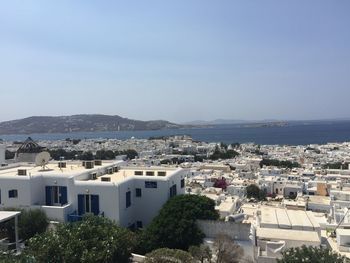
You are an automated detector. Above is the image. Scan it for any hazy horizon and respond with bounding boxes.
[1,113,350,125]
[0,1,349,123]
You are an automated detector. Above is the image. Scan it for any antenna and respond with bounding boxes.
[35,151,51,171]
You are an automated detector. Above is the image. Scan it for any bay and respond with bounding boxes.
[1,121,350,145]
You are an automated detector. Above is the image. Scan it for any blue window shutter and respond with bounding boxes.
[45,186,52,206]
[59,186,67,205]
[91,195,100,215]
[78,194,84,215]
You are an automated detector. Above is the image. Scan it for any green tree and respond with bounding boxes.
[189,245,212,263]
[80,151,94,161]
[19,209,49,241]
[115,149,138,160]
[95,150,116,160]
[144,248,194,263]
[259,159,300,169]
[245,184,266,201]
[140,195,219,253]
[277,246,347,263]
[0,253,21,263]
[0,209,48,243]
[246,184,260,199]
[23,215,136,263]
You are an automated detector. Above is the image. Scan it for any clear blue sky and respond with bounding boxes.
[0,0,349,123]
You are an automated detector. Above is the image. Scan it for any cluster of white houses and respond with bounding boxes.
[0,141,186,228]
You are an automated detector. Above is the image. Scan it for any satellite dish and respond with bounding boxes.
[35,151,51,170]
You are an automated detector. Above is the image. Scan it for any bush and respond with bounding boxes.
[277,246,346,263]
[246,184,266,200]
[144,248,194,263]
[140,195,219,253]
[0,208,48,242]
[23,215,136,263]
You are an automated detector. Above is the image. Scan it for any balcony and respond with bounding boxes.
[32,203,73,222]
[67,211,105,223]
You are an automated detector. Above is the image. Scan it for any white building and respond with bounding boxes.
[0,143,5,166]
[0,160,186,228]
[254,207,321,263]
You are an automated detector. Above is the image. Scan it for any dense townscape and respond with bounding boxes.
[0,136,350,262]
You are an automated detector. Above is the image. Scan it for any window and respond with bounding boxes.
[9,190,18,198]
[126,191,131,208]
[101,177,111,182]
[78,194,99,215]
[145,181,157,188]
[136,221,143,229]
[134,171,143,176]
[158,171,166,176]
[170,185,177,198]
[146,171,155,176]
[181,179,185,188]
[136,188,142,197]
[46,186,68,206]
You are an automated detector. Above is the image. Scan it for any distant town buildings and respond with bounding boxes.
[2,136,350,260]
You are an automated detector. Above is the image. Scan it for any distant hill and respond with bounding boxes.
[0,114,186,135]
[183,119,252,125]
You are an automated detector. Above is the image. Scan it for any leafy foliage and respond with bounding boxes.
[213,177,228,190]
[140,195,219,253]
[49,149,81,160]
[246,184,266,200]
[19,209,49,241]
[0,209,48,242]
[23,215,136,263]
[116,149,138,160]
[0,253,21,263]
[277,246,347,263]
[189,245,212,263]
[322,162,350,170]
[260,159,301,169]
[49,149,138,161]
[144,248,194,263]
[210,146,239,160]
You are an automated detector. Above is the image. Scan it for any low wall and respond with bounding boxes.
[197,220,251,241]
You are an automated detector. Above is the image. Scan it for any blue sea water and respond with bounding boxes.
[1,121,350,145]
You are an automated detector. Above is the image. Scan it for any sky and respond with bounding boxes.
[0,0,349,123]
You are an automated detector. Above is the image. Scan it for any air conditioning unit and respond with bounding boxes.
[17,169,27,176]
[85,161,94,169]
[94,160,102,166]
[58,162,67,168]
[101,177,111,182]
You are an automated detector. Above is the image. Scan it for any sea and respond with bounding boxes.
[1,121,350,146]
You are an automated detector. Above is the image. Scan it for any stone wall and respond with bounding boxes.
[197,220,251,241]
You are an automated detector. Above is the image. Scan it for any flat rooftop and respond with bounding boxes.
[307,195,331,205]
[0,161,121,178]
[257,228,320,243]
[259,207,320,231]
[92,167,179,183]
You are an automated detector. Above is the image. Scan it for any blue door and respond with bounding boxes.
[91,195,99,215]
[78,194,84,215]
[59,186,68,205]
[45,186,52,206]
